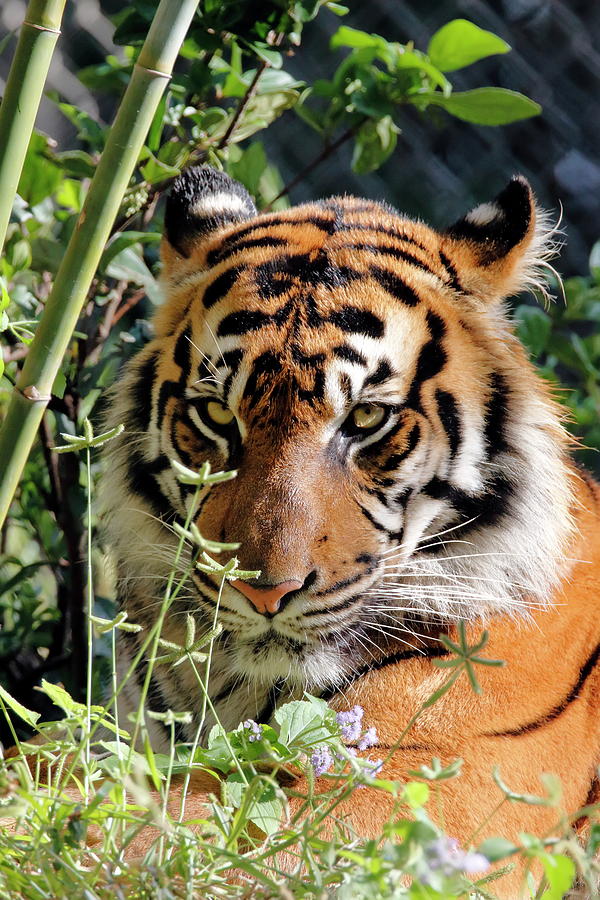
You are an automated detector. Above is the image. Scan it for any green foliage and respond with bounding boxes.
[0,4,597,896]
[514,258,600,474]
[304,19,539,173]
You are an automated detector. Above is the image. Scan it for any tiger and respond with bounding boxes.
[101,165,600,894]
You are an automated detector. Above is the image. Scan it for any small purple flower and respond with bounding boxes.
[242,719,263,742]
[363,757,383,777]
[336,705,364,743]
[311,745,334,777]
[357,726,378,751]
[423,837,489,880]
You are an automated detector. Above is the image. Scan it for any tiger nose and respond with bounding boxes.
[231,579,303,615]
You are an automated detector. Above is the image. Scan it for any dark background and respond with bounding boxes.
[2,0,600,276]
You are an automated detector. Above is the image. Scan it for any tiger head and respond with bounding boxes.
[103,166,574,698]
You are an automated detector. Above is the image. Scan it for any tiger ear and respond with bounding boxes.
[162,165,257,264]
[442,176,551,303]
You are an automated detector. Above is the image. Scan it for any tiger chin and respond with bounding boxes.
[101,166,600,893]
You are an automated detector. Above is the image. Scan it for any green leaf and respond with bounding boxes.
[330,25,386,52]
[516,305,552,356]
[402,781,429,809]
[540,853,576,899]
[352,115,398,174]
[428,19,510,72]
[419,88,541,125]
[38,679,82,715]
[101,232,161,271]
[274,698,331,745]
[225,774,283,836]
[105,246,161,304]
[477,837,519,862]
[0,683,40,728]
[17,133,63,207]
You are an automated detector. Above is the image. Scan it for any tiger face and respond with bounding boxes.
[102,167,573,737]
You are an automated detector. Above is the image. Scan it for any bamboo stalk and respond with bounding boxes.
[0,0,67,254]
[0,0,200,529]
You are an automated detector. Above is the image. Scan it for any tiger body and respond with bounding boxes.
[101,167,600,891]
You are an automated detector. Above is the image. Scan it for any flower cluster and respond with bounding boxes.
[309,706,382,779]
[311,745,334,777]
[242,719,263,742]
[336,705,364,742]
[423,837,489,883]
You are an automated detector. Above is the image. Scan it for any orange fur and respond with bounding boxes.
[94,168,600,896]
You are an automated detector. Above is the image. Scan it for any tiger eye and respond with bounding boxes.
[352,403,386,430]
[206,400,235,426]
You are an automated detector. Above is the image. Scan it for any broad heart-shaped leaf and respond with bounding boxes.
[420,88,541,125]
[428,19,510,72]
[225,773,283,836]
[274,697,332,746]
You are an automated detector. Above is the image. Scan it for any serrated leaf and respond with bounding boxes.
[428,19,510,72]
[420,88,541,125]
[274,699,331,745]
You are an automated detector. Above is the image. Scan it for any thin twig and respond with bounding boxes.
[265,121,364,209]
[217,59,269,150]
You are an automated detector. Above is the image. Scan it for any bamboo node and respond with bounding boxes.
[134,63,171,80]
[20,385,51,402]
[23,22,62,35]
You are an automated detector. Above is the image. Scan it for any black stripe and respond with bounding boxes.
[364,359,393,388]
[330,306,384,338]
[320,643,449,700]
[370,264,421,306]
[217,298,295,337]
[125,450,172,519]
[305,590,364,617]
[339,221,428,251]
[381,423,421,470]
[339,372,353,405]
[314,561,377,598]
[202,265,244,309]
[208,236,287,266]
[156,379,182,430]
[405,310,447,410]
[487,643,600,737]
[484,372,511,456]
[333,344,367,366]
[435,388,461,458]
[343,242,436,280]
[359,504,403,542]
[222,349,244,405]
[438,250,464,293]
[128,351,158,433]
[207,215,339,265]
[242,351,282,407]
[423,471,513,528]
[174,324,191,372]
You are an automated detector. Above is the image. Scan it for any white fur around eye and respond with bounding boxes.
[206,401,234,425]
[353,403,386,429]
